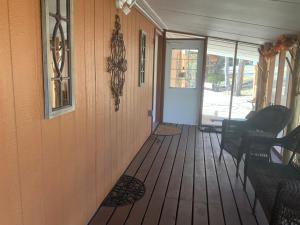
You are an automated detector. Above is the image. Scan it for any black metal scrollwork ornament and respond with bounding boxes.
[107,15,127,111]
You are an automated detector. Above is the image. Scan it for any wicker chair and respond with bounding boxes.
[219,105,291,176]
[243,125,300,224]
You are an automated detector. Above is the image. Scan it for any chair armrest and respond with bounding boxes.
[271,180,300,224]
[243,130,277,144]
[222,119,248,129]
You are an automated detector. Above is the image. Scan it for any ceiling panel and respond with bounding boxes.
[144,0,300,44]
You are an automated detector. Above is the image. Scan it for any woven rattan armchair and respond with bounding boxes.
[219,105,291,176]
[243,125,300,224]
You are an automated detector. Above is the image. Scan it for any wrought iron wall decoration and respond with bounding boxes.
[139,30,147,86]
[107,15,128,111]
[41,0,75,119]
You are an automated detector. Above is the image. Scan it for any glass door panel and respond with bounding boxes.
[202,38,235,126]
[231,43,259,120]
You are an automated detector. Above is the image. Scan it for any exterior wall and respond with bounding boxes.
[0,0,155,225]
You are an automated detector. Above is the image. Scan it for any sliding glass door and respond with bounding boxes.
[202,39,235,126]
[231,43,259,120]
[202,38,259,126]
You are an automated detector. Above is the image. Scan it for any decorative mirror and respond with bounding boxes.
[107,15,127,112]
[139,30,147,86]
[41,0,75,119]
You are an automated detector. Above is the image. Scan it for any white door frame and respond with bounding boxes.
[151,29,163,131]
[163,39,205,125]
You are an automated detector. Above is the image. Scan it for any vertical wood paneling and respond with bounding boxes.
[8,0,45,224]
[0,0,156,224]
[95,0,106,203]
[73,0,89,224]
[0,0,23,224]
[84,0,97,216]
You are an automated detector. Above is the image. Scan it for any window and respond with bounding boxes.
[170,49,198,88]
[41,0,74,119]
[139,30,146,86]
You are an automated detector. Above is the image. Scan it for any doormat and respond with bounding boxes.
[154,124,181,136]
[102,175,145,207]
[198,125,222,133]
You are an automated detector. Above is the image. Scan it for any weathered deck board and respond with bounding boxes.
[89,126,267,225]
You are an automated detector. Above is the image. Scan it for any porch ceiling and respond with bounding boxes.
[141,0,300,44]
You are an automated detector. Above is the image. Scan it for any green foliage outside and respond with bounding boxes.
[206,73,225,85]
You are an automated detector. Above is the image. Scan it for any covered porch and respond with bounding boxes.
[1,0,300,225]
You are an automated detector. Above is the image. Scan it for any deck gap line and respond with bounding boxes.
[201,131,210,225]
[192,127,196,225]
[174,126,189,225]
[124,135,156,175]
[208,132,227,225]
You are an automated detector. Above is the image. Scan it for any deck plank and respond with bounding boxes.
[89,135,156,225]
[209,133,241,225]
[177,126,196,225]
[194,128,208,225]
[203,132,226,225]
[91,126,267,225]
[214,133,258,225]
[159,125,189,225]
[142,128,182,225]
[216,133,269,225]
[124,135,173,225]
[107,136,165,225]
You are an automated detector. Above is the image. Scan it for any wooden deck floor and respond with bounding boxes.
[89,125,270,225]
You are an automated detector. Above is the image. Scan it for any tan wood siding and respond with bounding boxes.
[0,0,155,224]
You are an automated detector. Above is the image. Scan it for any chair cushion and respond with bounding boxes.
[247,160,300,220]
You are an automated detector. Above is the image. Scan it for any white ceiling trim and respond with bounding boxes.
[135,0,168,30]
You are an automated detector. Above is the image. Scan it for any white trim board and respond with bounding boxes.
[135,0,168,30]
